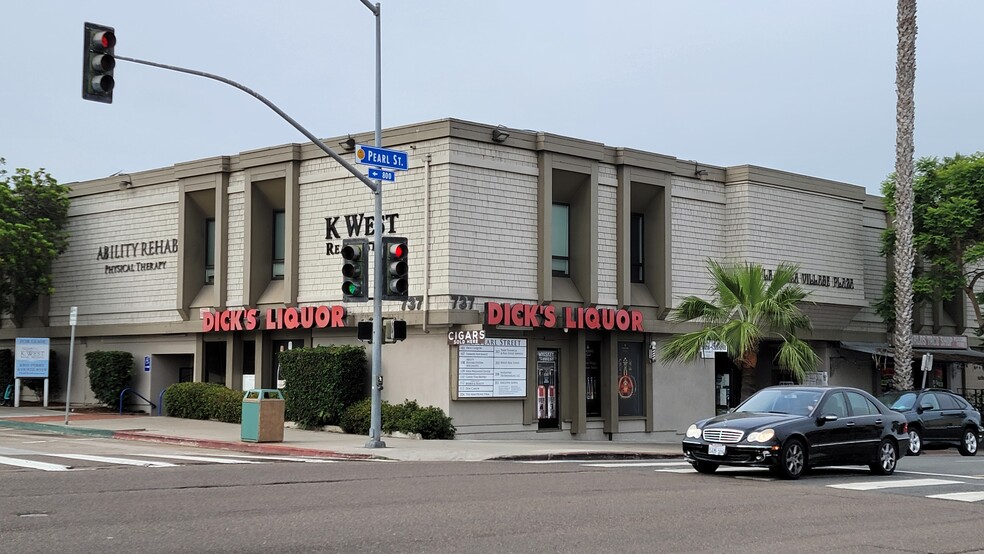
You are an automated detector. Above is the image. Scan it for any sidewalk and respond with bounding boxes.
[0,405,683,462]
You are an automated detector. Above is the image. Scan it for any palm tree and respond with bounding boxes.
[660,261,820,402]
[892,0,917,390]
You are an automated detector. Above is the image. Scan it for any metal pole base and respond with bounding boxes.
[364,439,387,449]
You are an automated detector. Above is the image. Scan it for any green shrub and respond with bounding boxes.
[85,351,133,408]
[0,349,13,398]
[340,398,455,440]
[339,397,373,435]
[163,382,242,423]
[382,399,420,433]
[407,406,456,440]
[279,345,367,429]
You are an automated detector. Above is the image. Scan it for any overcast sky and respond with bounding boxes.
[4,1,982,195]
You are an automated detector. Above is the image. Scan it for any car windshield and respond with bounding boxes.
[735,389,822,416]
[878,391,918,411]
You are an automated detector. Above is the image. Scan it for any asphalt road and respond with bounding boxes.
[1,432,983,554]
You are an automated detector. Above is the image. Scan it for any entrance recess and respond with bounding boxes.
[536,349,560,430]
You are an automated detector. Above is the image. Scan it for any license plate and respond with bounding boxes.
[708,443,726,456]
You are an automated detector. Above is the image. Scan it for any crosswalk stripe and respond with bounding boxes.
[0,455,72,471]
[828,478,963,491]
[656,468,697,473]
[926,491,984,502]
[582,462,691,468]
[135,454,264,464]
[45,454,178,468]
[210,454,337,463]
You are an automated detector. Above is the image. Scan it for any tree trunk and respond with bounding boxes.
[738,350,758,402]
[892,0,917,391]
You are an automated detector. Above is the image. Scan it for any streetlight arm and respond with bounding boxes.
[115,55,378,193]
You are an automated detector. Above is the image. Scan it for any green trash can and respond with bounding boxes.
[241,389,285,443]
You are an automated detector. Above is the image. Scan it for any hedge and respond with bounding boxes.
[163,382,242,423]
[340,398,455,440]
[85,350,133,408]
[279,345,367,429]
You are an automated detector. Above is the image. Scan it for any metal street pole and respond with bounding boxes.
[64,307,78,425]
[360,0,386,448]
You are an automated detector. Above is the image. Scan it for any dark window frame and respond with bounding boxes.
[272,209,285,280]
[630,212,644,283]
[204,218,216,285]
[552,202,570,277]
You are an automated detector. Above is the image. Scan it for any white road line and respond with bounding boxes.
[582,461,691,468]
[0,455,72,472]
[828,478,963,491]
[209,454,337,463]
[656,468,697,473]
[136,454,264,464]
[927,491,984,502]
[45,454,178,467]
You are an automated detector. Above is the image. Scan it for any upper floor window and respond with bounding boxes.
[272,210,285,279]
[204,218,216,284]
[552,203,570,277]
[630,213,644,283]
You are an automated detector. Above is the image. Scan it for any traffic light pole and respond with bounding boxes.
[363,0,387,449]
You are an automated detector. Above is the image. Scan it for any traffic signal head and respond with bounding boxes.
[83,22,116,103]
[382,236,408,300]
[340,238,369,302]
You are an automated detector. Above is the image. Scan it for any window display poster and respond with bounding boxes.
[458,338,527,398]
[585,341,601,417]
[617,341,644,417]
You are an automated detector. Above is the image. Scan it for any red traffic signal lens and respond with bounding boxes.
[390,242,406,259]
[94,30,116,50]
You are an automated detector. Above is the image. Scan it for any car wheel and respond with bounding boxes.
[959,428,979,456]
[907,428,922,456]
[691,460,719,474]
[777,439,806,480]
[870,439,898,475]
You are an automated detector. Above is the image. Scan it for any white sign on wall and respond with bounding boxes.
[14,338,50,379]
[457,338,527,398]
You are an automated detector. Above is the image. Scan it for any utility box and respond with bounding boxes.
[241,389,285,443]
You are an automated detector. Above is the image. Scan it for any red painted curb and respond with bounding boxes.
[111,431,381,461]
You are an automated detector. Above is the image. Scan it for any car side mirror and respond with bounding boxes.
[817,414,838,425]
[919,403,933,412]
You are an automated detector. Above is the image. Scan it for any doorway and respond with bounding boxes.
[536,348,560,430]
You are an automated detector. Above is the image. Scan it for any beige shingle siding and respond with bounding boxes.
[52,185,182,326]
[671,176,727,300]
[225,174,245,307]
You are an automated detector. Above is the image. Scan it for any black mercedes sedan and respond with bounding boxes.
[877,388,981,456]
[682,386,909,479]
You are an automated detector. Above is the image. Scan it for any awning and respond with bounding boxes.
[839,342,984,363]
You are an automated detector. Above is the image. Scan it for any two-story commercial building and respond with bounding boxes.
[3,118,982,441]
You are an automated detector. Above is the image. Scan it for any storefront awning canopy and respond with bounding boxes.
[840,342,984,363]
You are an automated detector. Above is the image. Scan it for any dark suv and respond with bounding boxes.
[878,389,982,456]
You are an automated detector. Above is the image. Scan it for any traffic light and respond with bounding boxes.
[82,22,116,103]
[382,236,408,301]
[340,238,369,302]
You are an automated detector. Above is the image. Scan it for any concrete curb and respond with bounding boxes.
[491,452,683,462]
[0,419,116,438]
[111,431,381,461]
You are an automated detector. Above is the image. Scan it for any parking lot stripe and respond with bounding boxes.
[829,478,963,491]
[582,462,691,468]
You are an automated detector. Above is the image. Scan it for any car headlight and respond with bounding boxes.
[747,429,775,443]
[686,424,702,439]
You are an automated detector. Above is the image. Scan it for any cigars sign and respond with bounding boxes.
[202,305,347,333]
[484,302,643,332]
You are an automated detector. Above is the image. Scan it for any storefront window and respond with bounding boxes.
[272,210,285,279]
[617,341,644,417]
